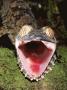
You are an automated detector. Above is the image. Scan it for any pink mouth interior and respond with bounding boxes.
[18,41,53,73]
[19,41,52,64]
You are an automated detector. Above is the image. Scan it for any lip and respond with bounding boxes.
[15,39,56,80]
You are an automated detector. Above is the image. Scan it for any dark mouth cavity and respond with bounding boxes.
[18,41,52,63]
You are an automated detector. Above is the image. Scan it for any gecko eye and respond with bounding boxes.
[42,26,54,39]
[18,25,33,37]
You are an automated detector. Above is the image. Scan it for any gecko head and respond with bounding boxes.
[15,25,57,81]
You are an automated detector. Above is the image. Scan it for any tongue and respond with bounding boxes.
[29,48,52,63]
[31,64,40,73]
[29,48,52,73]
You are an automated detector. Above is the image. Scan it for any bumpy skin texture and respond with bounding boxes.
[0,0,37,43]
[0,0,57,81]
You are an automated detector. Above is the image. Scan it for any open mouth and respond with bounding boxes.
[15,40,56,80]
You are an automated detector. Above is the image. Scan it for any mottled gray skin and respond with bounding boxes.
[0,0,37,44]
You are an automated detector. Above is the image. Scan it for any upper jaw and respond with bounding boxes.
[16,31,57,44]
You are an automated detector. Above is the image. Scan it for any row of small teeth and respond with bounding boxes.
[17,54,56,81]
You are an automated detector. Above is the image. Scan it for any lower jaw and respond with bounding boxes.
[15,40,56,81]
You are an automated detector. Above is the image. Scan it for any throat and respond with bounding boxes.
[28,47,52,64]
[18,41,52,64]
